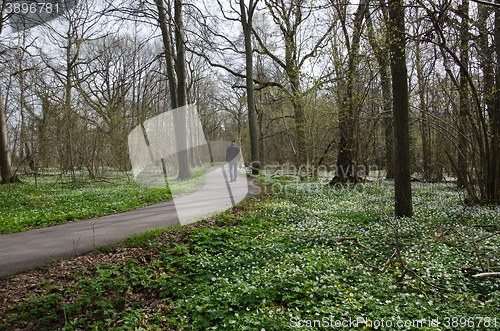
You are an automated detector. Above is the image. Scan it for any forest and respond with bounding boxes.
[0,0,498,201]
[0,0,500,330]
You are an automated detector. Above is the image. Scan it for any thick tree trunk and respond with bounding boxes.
[174,0,191,179]
[155,0,177,109]
[155,0,190,179]
[458,0,469,188]
[174,0,186,109]
[0,1,16,183]
[240,0,260,174]
[478,5,495,120]
[332,0,367,184]
[292,88,307,166]
[335,95,354,183]
[0,88,17,184]
[388,0,412,217]
[489,0,500,201]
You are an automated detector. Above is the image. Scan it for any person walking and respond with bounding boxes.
[226,141,241,182]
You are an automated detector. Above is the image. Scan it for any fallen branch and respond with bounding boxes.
[472,272,500,279]
[450,266,500,272]
[394,227,455,293]
[359,251,397,272]
[470,230,500,245]
[472,224,499,229]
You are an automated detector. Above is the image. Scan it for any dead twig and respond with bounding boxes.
[358,251,397,272]
[450,266,500,272]
[394,227,455,293]
[470,230,500,245]
[472,272,500,279]
[471,224,499,229]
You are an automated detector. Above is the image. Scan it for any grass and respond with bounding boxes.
[1,175,499,330]
[0,167,207,234]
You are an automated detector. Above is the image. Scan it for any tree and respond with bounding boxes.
[38,0,103,183]
[0,87,17,183]
[366,2,393,179]
[187,0,261,172]
[239,0,260,174]
[415,41,432,181]
[490,0,500,202]
[330,0,368,184]
[0,0,20,184]
[252,0,335,166]
[75,35,139,174]
[423,0,500,203]
[458,0,469,187]
[155,0,191,179]
[388,0,412,217]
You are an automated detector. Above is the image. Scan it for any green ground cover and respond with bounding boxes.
[0,168,206,234]
[1,176,499,330]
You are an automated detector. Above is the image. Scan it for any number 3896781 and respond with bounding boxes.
[4,2,60,15]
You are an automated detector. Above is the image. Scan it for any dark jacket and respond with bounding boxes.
[226,143,241,164]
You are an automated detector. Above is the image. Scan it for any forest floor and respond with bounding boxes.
[0,168,208,235]
[1,175,499,330]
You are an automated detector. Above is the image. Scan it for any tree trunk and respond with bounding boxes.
[0,0,17,183]
[489,0,500,201]
[0,87,17,184]
[458,0,469,188]
[332,0,367,184]
[478,5,495,121]
[388,0,412,217]
[292,86,306,166]
[155,0,191,179]
[366,7,393,179]
[155,0,177,109]
[19,64,28,174]
[66,39,76,184]
[174,0,191,179]
[240,0,260,174]
[415,43,431,181]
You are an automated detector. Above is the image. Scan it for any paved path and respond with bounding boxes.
[0,166,259,278]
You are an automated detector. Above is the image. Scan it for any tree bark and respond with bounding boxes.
[155,0,191,179]
[0,87,17,184]
[478,5,495,121]
[333,0,367,184]
[366,4,393,179]
[0,0,17,184]
[388,0,412,217]
[155,0,178,109]
[253,0,335,167]
[65,37,76,184]
[415,43,431,181]
[240,0,260,174]
[490,0,500,201]
[173,0,191,179]
[458,0,469,188]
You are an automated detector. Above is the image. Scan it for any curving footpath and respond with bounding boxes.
[0,166,259,278]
